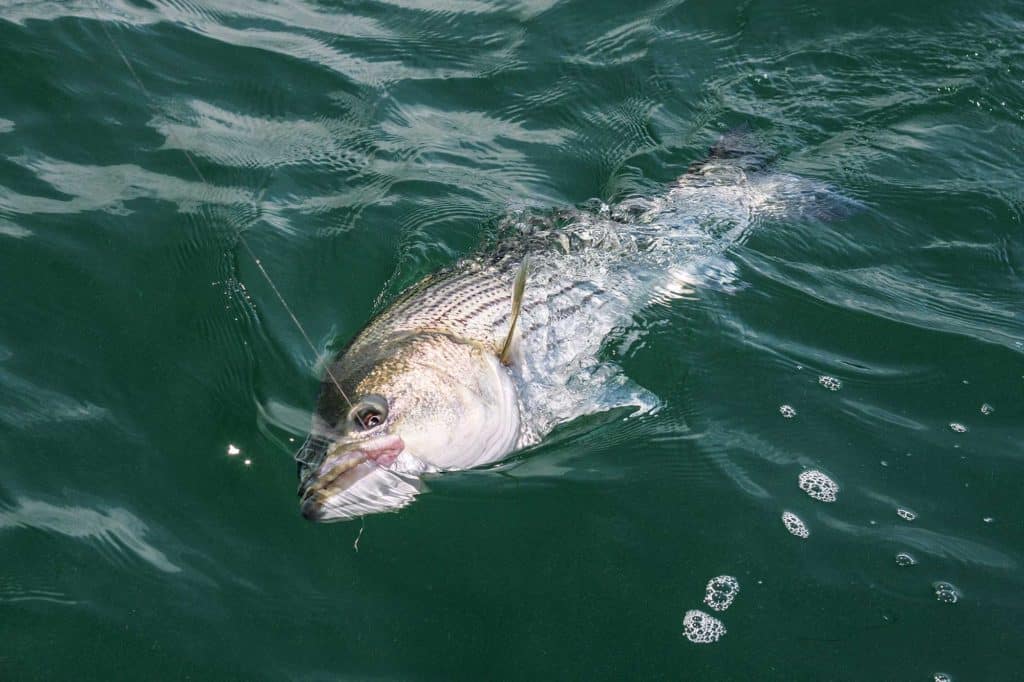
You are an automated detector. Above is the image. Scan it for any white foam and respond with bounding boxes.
[896,508,917,522]
[933,673,953,682]
[798,470,839,502]
[818,375,842,391]
[980,403,994,415]
[682,609,727,644]
[949,422,967,433]
[704,575,740,612]
[933,581,960,604]
[779,404,797,419]
[782,511,809,538]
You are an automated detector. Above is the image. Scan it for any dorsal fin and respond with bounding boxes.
[498,258,528,366]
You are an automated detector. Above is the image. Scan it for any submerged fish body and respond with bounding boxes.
[296,133,852,521]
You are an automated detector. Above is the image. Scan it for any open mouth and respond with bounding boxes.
[298,434,419,521]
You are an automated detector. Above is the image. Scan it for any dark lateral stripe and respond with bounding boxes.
[522,287,607,335]
[450,295,507,328]
[435,279,507,319]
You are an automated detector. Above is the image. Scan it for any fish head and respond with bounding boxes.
[297,331,521,521]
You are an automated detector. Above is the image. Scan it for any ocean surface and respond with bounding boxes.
[1,1,1022,679]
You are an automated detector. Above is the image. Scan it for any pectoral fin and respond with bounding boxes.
[498,258,528,366]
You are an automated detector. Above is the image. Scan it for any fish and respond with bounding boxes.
[295,129,855,521]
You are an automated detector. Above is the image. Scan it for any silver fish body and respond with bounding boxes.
[297,133,853,521]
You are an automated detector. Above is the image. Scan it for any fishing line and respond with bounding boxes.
[92,10,361,424]
[353,517,365,552]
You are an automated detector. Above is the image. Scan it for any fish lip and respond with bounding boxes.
[300,497,326,521]
[297,434,408,520]
[300,465,424,522]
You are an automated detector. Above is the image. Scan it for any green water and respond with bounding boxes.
[2,0,1022,679]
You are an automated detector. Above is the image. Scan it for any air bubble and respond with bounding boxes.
[818,375,842,391]
[779,404,797,419]
[949,422,967,433]
[896,508,917,522]
[895,552,917,567]
[682,609,727,644]
[933,581,960,604]
[983,516,994,524]
[980,403,994,415]
[798,470,839,502]
[704,576,740,612]
[933,674,953,682]
[227,444,241,456]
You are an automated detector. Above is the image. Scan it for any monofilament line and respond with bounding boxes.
[93,9,359,417]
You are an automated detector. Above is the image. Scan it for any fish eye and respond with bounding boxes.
[348,394,388,431]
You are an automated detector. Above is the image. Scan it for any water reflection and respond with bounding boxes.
[0,498,181,574]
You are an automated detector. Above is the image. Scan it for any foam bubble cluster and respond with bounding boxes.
[896,508,917,522]
[895,552,917,567]
[980,403,994,415]
[682,609,727,644]
[933,581,960,604]
[949,422,967,433]
[782,511,809,538]
[779,404,797,419]
[798,470,839,502]
[703,575,740,612]
[933,673,953,682]
[818,375,842,391]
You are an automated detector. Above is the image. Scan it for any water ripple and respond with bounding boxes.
[0,498,181,574]
[153,100,374,171]
[3,155,252,216]
[822,515,1018,571]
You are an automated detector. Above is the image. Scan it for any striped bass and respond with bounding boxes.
[296,130,853,521]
